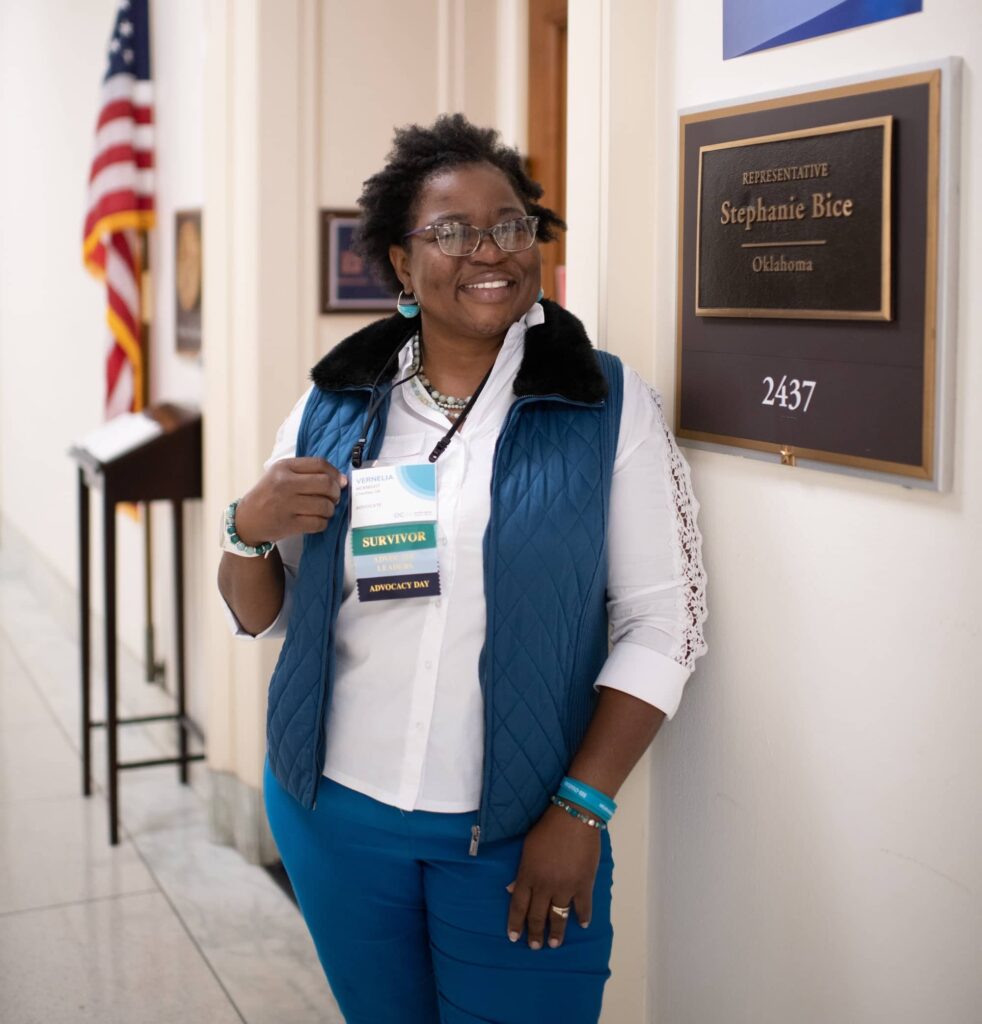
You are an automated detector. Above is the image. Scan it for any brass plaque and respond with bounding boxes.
[675,67,954,486]
[696,117,893,320]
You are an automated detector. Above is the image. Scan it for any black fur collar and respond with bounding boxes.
[309,299,608,404]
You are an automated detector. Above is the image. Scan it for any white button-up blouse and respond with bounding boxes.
[224,304,707,812]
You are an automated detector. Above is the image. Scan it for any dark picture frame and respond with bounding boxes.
[319,209,393,313]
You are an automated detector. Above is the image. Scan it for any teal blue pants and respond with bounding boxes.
[263,759,614,1023]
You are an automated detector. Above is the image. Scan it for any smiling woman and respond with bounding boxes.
[388,163,543,400]
[217,114,707,1024]
[352,117,566,410]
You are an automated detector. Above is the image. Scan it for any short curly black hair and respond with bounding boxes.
[354,113,566,295]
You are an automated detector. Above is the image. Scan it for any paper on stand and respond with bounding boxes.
[74,413,163,464]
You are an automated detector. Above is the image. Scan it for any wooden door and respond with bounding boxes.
[527,0,567,304]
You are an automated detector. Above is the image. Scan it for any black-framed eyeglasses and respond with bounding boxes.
[403,215,539,257]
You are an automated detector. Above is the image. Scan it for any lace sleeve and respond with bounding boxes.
[648,386,708,671]
[597,369,708,715]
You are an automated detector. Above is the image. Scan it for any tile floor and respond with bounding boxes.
[0,549,343,1024]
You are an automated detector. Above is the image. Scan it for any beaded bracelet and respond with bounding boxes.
[550,795,607,831]
[558,776,617,823]
[223,499,274,557]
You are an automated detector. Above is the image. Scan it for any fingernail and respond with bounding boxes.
[529,940,542,950]
[339,474,348,487]
[548,938,561,948]
[580,920,590,928]
[508,931,520,943]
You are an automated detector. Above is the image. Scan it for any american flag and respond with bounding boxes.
[82,0,155,417]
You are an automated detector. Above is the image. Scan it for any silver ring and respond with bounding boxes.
[550,904,570,919]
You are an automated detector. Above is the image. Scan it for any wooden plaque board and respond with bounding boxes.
[675,61,960,489]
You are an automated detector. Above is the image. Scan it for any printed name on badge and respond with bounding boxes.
[350,463,440,601]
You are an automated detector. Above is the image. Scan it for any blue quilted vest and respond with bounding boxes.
[265,301,624,849]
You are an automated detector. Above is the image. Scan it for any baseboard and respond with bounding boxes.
[208,767,280,866]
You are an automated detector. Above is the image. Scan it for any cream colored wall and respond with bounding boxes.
[571,2,982,1022]
[201,0,314,819]
[316,0,505,357]
[315,0,440,356]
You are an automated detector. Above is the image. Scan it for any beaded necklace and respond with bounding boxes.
[411,335,472,416]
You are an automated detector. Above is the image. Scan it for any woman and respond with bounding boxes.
[219,114,707,1024]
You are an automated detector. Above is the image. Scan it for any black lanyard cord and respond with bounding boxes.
[428,363,494,463]
[350,332,420,468]
[348,328,496,468]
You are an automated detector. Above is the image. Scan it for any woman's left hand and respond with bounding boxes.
[505,803,601,949]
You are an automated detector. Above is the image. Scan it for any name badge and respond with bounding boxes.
[349,463,440,601]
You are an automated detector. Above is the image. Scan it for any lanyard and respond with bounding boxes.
[350,334,420,469]
[349,330,496,468]
[427,363,494,463]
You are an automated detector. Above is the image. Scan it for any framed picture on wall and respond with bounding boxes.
[319,209,393,313]
[723,0,923,60]
[175,209,202,354]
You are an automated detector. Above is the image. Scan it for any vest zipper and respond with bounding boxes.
[469,825,481,856]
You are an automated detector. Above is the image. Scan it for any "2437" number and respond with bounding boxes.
[762,375,816,412]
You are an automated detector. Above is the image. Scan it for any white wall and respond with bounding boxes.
[644,5,982,1023]
[0,0,148,673]
[150,0,205,408]
[0,0,115,576]
[0,0,207,727]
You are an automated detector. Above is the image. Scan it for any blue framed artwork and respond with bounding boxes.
[320,209,393,313]
[723,0,922,60]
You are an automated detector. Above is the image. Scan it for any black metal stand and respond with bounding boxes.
[72,406,205,845]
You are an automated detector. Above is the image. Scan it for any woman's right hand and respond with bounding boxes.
[233,457,348,546]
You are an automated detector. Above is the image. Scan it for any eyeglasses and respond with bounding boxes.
[403,215,539,257]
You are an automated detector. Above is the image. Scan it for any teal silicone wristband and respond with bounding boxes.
[558,777,617,822]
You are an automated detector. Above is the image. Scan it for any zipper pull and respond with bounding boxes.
[469,825,481,856]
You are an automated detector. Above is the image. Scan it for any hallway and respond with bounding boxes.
[0,546,342,1024]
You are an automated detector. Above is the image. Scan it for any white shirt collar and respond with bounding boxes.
[396,301,544,374]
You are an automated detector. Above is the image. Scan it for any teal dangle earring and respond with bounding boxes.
[396,289,420,318]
